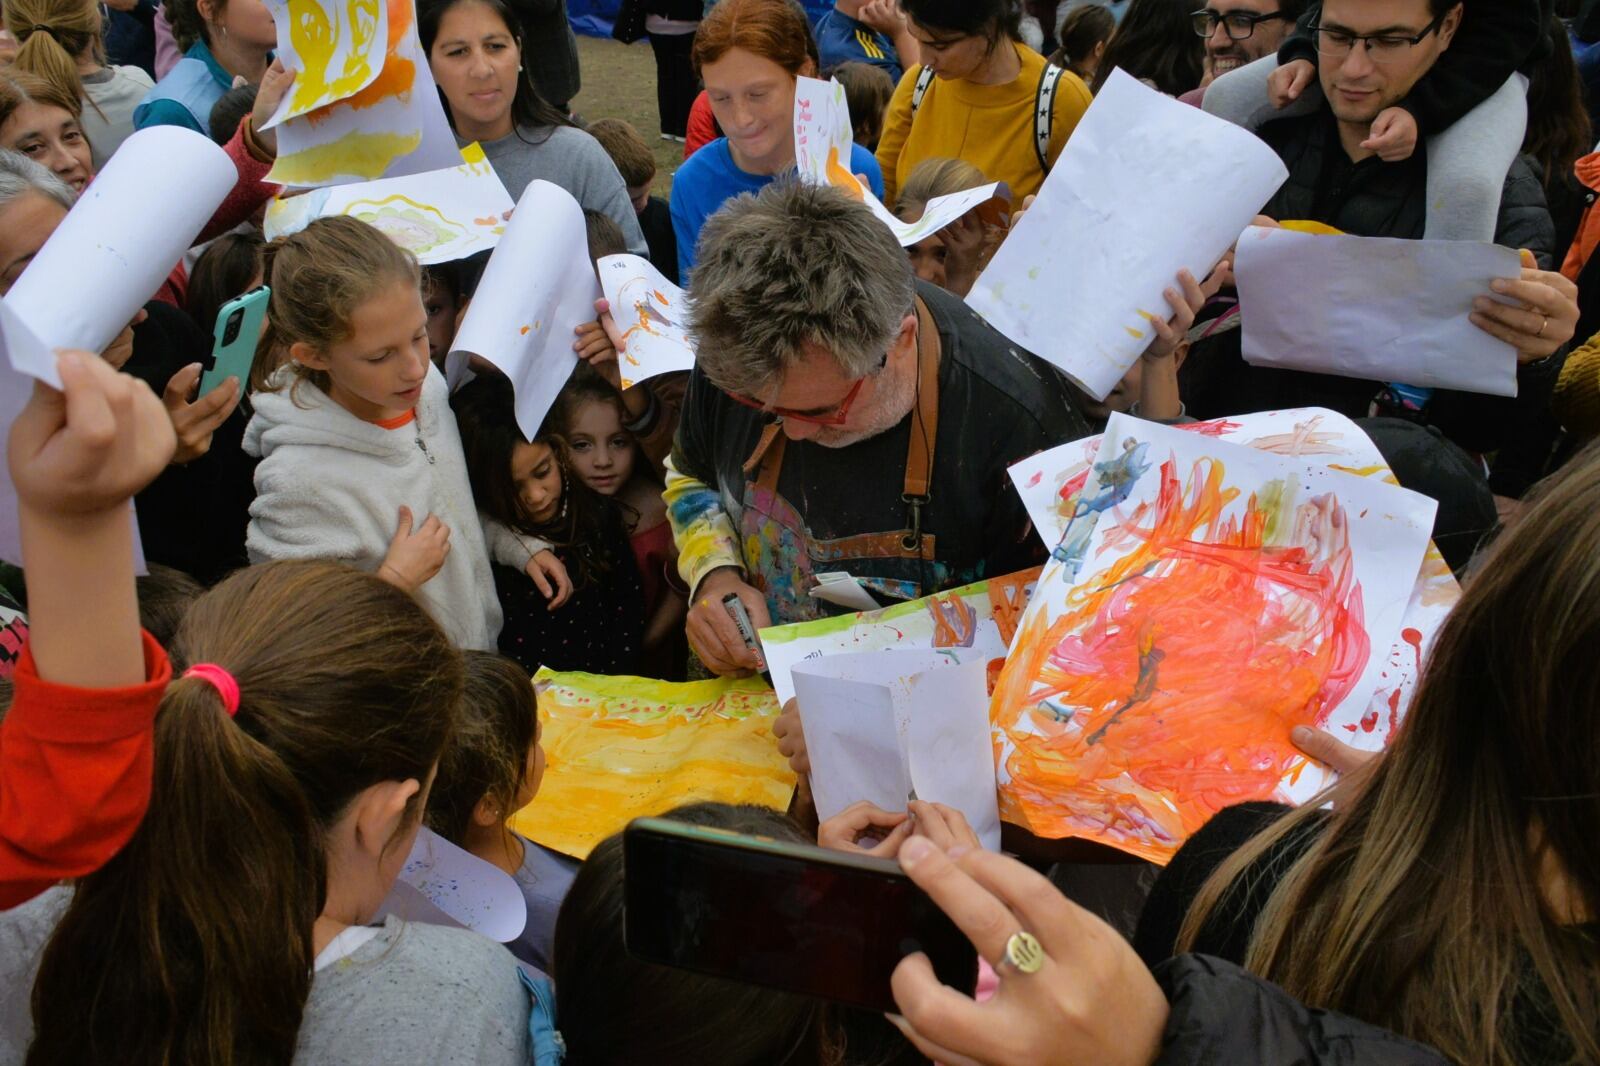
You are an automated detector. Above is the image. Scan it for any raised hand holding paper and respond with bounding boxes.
[264,144,515,264]
[449,180,599,440]
[967,69,1288,400]
[792,76,1005,248]
[596,255,695,388]
[7,126,234,362]
[263,0,388,124]
[267,0,459,187]
[1235,225,1523,396]
[791,652,1001,850]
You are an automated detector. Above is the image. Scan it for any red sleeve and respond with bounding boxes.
[196,118,280,246]
[0,632,171,909]
[684,92,716,160]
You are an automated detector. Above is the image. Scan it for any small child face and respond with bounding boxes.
[293,279,431,422]
[421,275,459,366]
[565,398,635,496]
[511,440,565,524]
[906,234,948,289]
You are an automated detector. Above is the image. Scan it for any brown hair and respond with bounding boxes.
[252,215,421,395]
[1179,443,1600,1064]
[586,117,656,188]
[893,157,986,222]
[425,651,538,846]
[692,0,816,79]
[3,0,103,120]
[186,229,265,340]
[136,563,205,650]
[166,0,220,50]
[830,61,893,149]
[26,561,463,1066]
[0,68,83,135]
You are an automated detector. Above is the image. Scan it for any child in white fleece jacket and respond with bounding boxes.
[243,217,569,650]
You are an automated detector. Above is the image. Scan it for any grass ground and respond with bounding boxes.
[571,34,687,198]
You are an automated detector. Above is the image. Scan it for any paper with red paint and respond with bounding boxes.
[1006,407,1461,781]
[758,569,1040,707]
[596,254,694,388]
[992,413,1435,863]
[792,653,1001,850]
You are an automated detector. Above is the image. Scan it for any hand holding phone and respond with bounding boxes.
[200,286,269,397]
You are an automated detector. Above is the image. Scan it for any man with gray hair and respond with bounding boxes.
[663,182,1093,677]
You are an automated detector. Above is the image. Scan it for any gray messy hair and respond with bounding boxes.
[0,147,75,215]
[688,181,916,398]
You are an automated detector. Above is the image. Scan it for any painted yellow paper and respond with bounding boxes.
[268,0,388,121]
[510,670,796,859]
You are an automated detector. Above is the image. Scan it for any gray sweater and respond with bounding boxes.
[475,124,649,256]
[0,888,532,1066]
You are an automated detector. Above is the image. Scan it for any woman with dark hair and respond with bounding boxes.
[420,0,647,253]
[132,0,275,133]
[875,0,1092,204]
[1088,0,1203,96]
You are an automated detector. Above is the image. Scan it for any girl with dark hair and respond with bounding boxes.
[1050,2,1115,83]
[876,0,1092,204]
[453,371,647,676]
[184,229,264,339]
[1088,0,1203,96]
[420,0,647,253]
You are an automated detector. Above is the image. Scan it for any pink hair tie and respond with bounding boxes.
[184,663,241,717]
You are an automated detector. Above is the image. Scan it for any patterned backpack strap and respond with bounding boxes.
[1034,62,1068,174]
[910,65,937,117]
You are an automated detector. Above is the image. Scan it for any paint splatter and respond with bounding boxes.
[519,325,531,336]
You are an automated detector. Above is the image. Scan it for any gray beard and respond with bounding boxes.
[807,357,920,448]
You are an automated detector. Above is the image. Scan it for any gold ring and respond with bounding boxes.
[994,930,1046,976]
[1538,315,1549,338]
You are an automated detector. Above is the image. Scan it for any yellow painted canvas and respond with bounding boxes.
[510,670,797,859]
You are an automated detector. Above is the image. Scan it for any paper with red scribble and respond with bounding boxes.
[596,254,696,389]
[1007,408,1463,776]
[992,413,1435,863]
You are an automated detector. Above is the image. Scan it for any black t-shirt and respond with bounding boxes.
[671,280,1090,622]
[639,196,679,286]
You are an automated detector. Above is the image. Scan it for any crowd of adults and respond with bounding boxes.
[0,0,1597,1062]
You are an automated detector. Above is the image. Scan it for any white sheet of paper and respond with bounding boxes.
[383,827,526,942]
[264,146,514,264]
[1235,225,1523,396]
[967,69,1288,400]
[596,254,695,388]
[793,651,1000,850]
[808,571,882,612]
[7,126,234,359]
[449,180,598,440]
[263,0,388,125]
[267,0,459,187]
[792,76,1005,248]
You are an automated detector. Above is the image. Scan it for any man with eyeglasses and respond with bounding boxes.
[660,183,1159,678]
[1190,0,1307,87]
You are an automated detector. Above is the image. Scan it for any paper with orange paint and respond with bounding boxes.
[596,254,695,389]
[967,69,1289,401]
[758,568,1040,707]
[792,76,1007,247]
[992,413,1435,863]
[263,0,388,124]
[792,654,1001,850]
[509,670,796,860]
[1007,407,1461,785]
[267,0,458,186]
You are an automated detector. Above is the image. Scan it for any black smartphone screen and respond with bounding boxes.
[623,819,978,1013]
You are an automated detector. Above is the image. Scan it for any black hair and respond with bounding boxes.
[899,0,1022,45]
[207,83,256,145]
[424,651,538,846]
[185,230,265,340]
[1090,0,1205,96]
[418,0,576,142]
[1524,12,1592,193]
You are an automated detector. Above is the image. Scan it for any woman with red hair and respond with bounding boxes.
[668,0,883,280]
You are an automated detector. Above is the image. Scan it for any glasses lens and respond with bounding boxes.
[1190,11,1215,36]
[1223,13,1255,38]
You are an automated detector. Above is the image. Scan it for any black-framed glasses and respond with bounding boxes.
[1190,8,1293,40]
[1310,13,1446,62]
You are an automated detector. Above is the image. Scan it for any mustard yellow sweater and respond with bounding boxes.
[1554,331,1600,438]
[874,42,1092,206]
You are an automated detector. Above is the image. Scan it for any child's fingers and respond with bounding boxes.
[393,505,415,539]
[162,363,203,409]
[58,350,119,454]
[528,562,554,598]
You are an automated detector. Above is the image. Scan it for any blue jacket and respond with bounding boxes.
[132,40,232,135]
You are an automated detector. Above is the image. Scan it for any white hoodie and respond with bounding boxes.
[244,364,514,650]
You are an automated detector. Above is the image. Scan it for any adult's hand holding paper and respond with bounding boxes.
[449,180,599,440]
[596,254,695,388]
[7,126,234,362]
[966,69,1288,400]
[1235,225,1523,396]
[792,651,1001,850]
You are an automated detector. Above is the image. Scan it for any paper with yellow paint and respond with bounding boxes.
[967,68,1289,401]
[447,179,599,439]
[264,143,514,263]
[792,76,1006,247]
[509,670,796,860]
[596,254,694,388]
[267,0,459,187]
[263,0,388,124]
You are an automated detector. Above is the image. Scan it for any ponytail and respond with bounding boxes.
[3,0,105,122]
[27,561,463,1066]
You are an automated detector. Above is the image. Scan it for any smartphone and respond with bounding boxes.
[200,285,269,397]
[623,817,978,1014]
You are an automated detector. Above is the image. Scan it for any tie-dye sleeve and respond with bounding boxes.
[664,453,743,596]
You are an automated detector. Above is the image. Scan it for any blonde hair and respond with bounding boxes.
[1178,443,1600,1064]
[3,0,103,119]
[252,216,421,395]
[892,157,986,220]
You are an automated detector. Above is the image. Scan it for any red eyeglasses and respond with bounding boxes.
[726,374,869,427]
